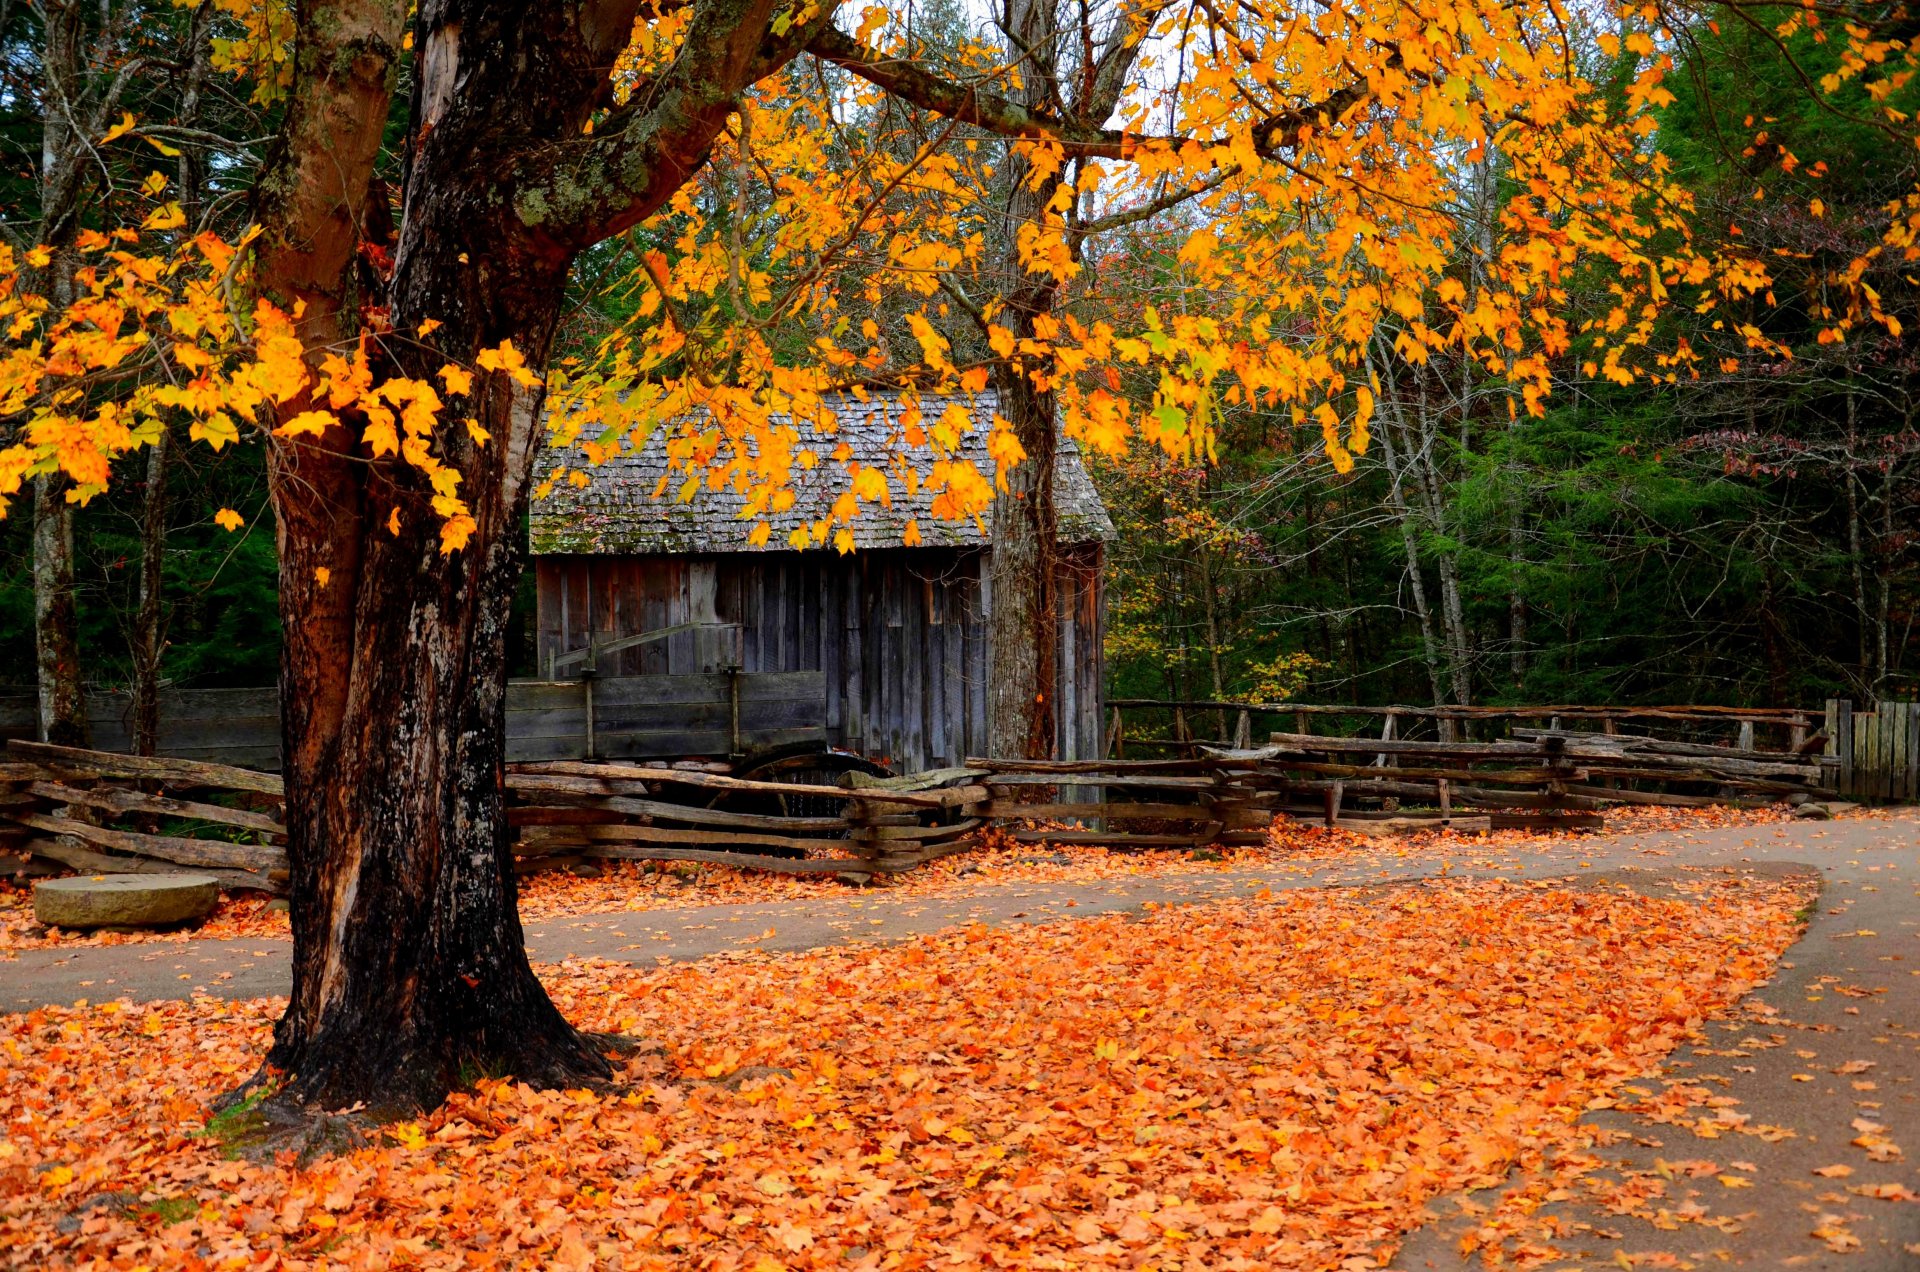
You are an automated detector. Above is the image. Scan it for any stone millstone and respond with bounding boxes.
[33,874,220,929]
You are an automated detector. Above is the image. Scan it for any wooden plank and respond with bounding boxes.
[1266,733,1551,759]
[852,818,981,842]
[566,824,845,854]
[1268,760,1580,784]
[843,766,986,791]
[25,782,284,835]
[11,812,286,871]
[984,773,1221,789]
[1509,728,1822,763]
[22,837,278,892]
[83,685,281,724]
[1837,699,1854,797]
[509,760,981,808]
[969,756,1251,773]
[505,775,849,829]
[577,845,895,874]
[5,740,284,795]
[1908,702,1919,802]
[977,801,1208,821]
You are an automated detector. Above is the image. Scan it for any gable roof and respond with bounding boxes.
[529,390,1115,555]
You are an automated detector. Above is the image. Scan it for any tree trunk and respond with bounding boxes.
[132,428,169,755]
[984,0,1065,760]
[1376,404,1449,711]
[131,4,214,756]
[987,371,1061,759]
[31,0,90,747]
[246,0,798,1112]
[33,475,86,746]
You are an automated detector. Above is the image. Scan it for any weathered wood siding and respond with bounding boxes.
[0,550,1104,776]
[536,546,1105,771]
[0,687,282,771]
[0,674,830,771]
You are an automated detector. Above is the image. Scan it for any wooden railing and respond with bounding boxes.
[1105,699,1822,755]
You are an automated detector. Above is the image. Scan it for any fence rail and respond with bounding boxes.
[0,719,1843,894]
[1105,699,1822,755]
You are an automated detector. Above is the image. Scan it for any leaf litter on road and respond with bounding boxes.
[0,874,1811,1270]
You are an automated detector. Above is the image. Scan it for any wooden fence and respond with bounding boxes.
[0,740,986,892]
[1823,700,1920,801]
[1106,699,1821,754]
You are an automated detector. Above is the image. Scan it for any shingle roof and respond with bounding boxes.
[529,390,1115,555]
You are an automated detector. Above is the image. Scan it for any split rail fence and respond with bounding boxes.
[0,710,1840,890]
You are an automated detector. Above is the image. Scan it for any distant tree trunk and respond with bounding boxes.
[131,430,170,755]
[1376,405,1449,711]
[32,0,90,747]
[131,4,213,755]
[1410,382,1473,707]
[33,476,86,745]
[1507,514,1527,692]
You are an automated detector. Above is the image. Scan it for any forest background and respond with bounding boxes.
[3,0,1913,718]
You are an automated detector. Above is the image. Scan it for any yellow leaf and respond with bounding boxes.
[275,410,336,439]
[100,112,137,144]
[416,318,443,337]
[214,508,243,533]
[387,507,402,536]
[142,202,186,231]
[476,339,542,388]
[439,364,474,396]
[314,567,332,588]
[464,418,490,446]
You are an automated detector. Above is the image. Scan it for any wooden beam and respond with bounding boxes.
[23,836,279,893]
[5,740,284,795]
[9,812,287,871]
[25,782,284,835]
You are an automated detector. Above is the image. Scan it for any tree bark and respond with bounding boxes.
[33,475,86,745]
[981,0,1144,759]
[31,0,91,747]
[132,428,169,755]
[246,0,807,1113]
[1376,398,1449,711]
[132,5,214,756]
[984,0,1066,761]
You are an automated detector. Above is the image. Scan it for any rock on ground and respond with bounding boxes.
[33,875,220,930]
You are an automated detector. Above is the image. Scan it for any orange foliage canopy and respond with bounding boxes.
[1,1,1914,544]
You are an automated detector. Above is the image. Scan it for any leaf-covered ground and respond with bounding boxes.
[0,803,1807,952]
[0,874,1810,1270]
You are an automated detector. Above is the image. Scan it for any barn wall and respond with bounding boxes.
[535,546,1105,772]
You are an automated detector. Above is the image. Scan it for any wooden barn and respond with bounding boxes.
[528,391,1114,773]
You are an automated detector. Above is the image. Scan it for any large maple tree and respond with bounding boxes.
[2,0,1913,1113]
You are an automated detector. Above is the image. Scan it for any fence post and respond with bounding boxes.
[1737,720,1754,752]
[1829,699,1852,798]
